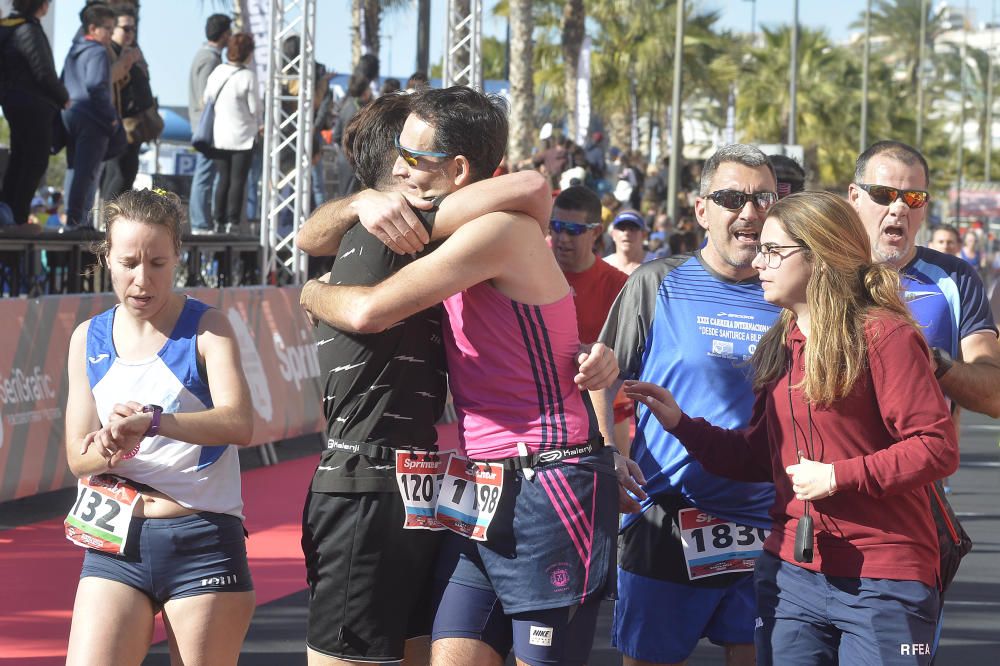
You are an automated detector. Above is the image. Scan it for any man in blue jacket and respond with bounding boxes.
[61,3,118,231]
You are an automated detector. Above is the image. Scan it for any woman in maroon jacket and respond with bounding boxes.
[624,191,957,666]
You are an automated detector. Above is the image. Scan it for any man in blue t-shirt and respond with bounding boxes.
[596,144,782,666]
[848,141,1000,418]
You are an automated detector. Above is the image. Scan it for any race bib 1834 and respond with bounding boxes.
[434,455,504,541]
[678,508,769,580]
[64,475,141,554]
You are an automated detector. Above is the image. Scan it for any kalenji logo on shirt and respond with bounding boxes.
[529,625,553,647]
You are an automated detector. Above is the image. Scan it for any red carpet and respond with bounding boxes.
[0,423,461,664]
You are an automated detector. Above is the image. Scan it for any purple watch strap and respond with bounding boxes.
[142,404,162,438]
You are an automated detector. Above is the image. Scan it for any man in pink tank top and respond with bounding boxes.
[300,86,633,666]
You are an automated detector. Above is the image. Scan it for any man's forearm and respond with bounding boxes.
[940,361,1000,418]
[591,380,626,453]
[303,281,371,332]
[295,193,362,256]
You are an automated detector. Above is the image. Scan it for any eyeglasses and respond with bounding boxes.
[394,135,448,167]
[707,189,779,212]
[117,25,136,33]
[754,243,807,269]
[550,220,601,236]
[856,183,929,209]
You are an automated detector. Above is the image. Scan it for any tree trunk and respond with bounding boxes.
[351,0,362,68]
[351,0,381,69]
[508,0,534,165]
[562,0,585,143]
[364,0,380,61]
[608,109,631,155]
[416,0,430,77]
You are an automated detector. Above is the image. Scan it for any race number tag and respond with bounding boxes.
[678,508,769,580]
[64,475,142,555]
[395,450,447,530]
[434,455,504,541]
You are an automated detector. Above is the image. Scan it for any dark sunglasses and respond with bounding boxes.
[707,189,778,212]
[550,220,600,236]
[394,135,448,167]
[856,183,929,209]
[118,25,136,33]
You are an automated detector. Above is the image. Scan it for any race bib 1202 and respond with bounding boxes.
[395,450,447,530]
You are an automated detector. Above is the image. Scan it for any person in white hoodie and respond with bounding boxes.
[203,32,259,233]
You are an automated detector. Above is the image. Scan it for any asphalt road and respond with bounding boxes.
[139,413,1000,665]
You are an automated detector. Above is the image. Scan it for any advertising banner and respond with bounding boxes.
[0,287,323,504]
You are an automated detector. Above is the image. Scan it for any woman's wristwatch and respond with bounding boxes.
[142,404,163,437]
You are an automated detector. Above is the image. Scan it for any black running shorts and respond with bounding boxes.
[301,489,444,662]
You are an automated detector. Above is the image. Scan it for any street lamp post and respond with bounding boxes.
[743,0,757,41]
[667,0,685,225]
[986,0,995,180]
[917,0,927,149]
[789,0,799,145]
[861,0,872,153]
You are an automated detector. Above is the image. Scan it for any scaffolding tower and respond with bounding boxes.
[260,0,316,285]
[443,0,483,90]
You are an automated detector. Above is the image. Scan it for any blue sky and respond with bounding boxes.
[48,0,1000,108]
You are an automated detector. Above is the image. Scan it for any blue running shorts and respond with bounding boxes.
[79,512,253,607]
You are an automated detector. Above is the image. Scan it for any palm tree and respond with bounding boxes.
[851,0,945,91]
[562,0,585,142]
[351,0,409,70]
[508,0,535,164]
[736,25,916,187]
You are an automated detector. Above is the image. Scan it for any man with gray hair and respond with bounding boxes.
[595,143,782,666]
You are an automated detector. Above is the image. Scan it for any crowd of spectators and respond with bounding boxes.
[0,1,997,309]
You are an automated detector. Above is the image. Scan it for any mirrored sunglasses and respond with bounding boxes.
[707,189,779,212]
[856,183,929,209]
[550,220,600,236]
[394,135,448,167]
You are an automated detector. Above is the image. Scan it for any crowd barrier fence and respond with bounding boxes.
[0,286,324,504]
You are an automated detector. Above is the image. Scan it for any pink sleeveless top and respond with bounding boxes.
[443,282,595,459]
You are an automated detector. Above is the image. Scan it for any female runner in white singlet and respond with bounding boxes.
[64,189,255,665]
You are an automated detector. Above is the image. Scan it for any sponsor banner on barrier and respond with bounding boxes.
[0,287,323,504]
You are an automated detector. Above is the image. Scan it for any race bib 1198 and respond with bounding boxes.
[434,455,504,541]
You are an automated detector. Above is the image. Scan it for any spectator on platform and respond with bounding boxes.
[100,5,150,200]
[205,32,259,234]
[187,13,231,234]
[61,3,118,231]
[0,0,68,228]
